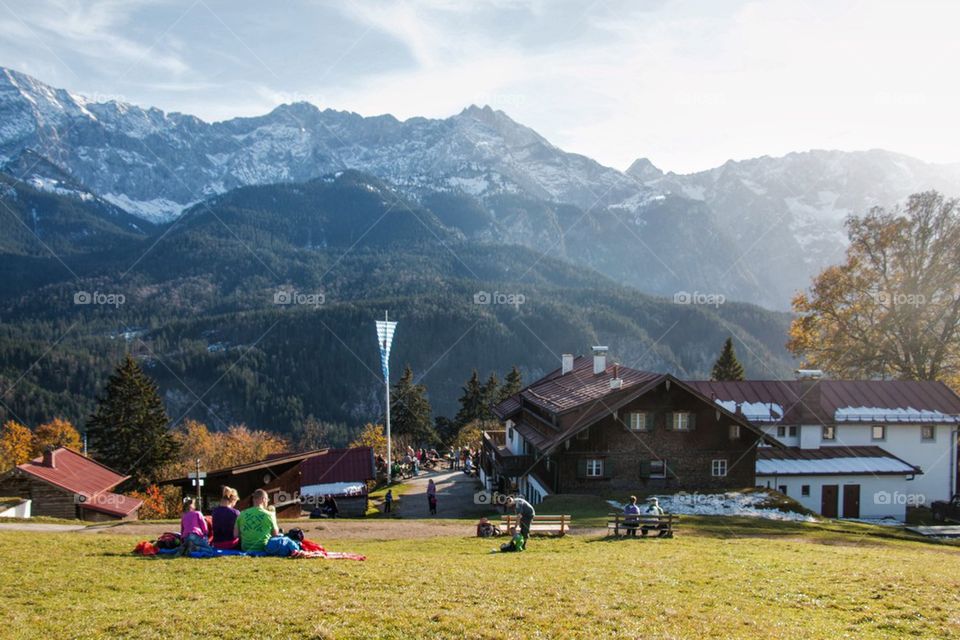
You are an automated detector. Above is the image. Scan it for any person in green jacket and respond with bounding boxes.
[234,489,279,552]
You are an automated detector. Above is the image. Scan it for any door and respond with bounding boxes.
[821,484,839,518]
[842,484,861,519]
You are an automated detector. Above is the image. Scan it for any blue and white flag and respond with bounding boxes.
[375,319,397,381]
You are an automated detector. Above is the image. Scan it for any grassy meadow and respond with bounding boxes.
[1,516,958,640]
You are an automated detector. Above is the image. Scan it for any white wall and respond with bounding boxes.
[505,419,524,456]
[760,475,914,519]
[0,499,31,518]
[763,423,956,505]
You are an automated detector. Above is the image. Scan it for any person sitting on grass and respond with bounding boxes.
[180,496,208,541]
[211,485,241,549]
[623,495,641,537]
[503,496,535,549]
[234,489,279,552]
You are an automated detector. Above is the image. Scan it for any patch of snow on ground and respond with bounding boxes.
[608,492,817,522]
[102,193,189,223]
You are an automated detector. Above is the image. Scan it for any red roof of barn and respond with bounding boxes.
[300,447,375,485]
[16,448,142,516]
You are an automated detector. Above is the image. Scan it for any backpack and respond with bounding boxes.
[154,532,181,550]
[286,527,305,542]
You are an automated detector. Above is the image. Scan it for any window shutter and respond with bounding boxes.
[688,413,697,431]
[639,460,651,478]
[664,412,674,431]
[603,458,613,479]
[576,458,587,479]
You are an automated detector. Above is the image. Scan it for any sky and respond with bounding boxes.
[0,0,958,174]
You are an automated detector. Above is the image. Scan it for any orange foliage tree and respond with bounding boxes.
[161,420,289,479]
[789,191,960,385]
[33,418,82,455]
[349,423,387,459]
[129,484,182,519]
[0,420,36,472]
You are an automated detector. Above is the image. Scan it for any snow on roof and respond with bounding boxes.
[299,481,367,498]
[834,406,958,423]
[757,456,917,476]
[714,399,783,422]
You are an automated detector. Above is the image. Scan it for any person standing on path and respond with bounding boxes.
[427,479,438,515]
[384,488,393,514]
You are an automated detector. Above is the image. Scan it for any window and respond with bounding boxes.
[672,412,692,431]
[508,427,515,441]
[871,425,886,440]
[629,412,650,431]
[788,426,798,437]
[711,459,727,477]
[822,425,836,441]
[586,458,603,478]
[776,426,786,437]
[650,460,667,479]
[801,485,810,497]
[921,425,935,441]
[729,424,741,440]
[778,485,788,495]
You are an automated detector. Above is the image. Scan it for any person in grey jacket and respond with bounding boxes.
[504,496,535,546]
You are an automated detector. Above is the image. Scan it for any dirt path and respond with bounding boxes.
[392,468,488,519]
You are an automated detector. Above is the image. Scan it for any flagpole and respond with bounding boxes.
[384,310,392,485]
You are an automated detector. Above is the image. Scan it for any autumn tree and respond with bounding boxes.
[711,337,746,381]
[350,423,387,459]
[86,355,179,487]
[789,191,960,384]
[163,420,288,478]
[0,420,35,471]
[33,418,82,455]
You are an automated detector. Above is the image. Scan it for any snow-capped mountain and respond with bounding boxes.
[632,150,960,306]
[2,65,959,310]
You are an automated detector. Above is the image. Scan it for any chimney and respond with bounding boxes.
[592,346,608,375]
[610,362,622,389]
[43,448,57,468]
[561,353,574,375]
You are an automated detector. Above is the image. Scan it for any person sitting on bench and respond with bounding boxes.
[641,497,668,537]
[623,495,641,537]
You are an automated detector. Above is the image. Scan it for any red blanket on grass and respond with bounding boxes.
[133,537,365,561]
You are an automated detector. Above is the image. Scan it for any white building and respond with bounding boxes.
[688,375,960,520]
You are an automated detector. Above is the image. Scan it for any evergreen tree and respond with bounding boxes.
[86,355,179,488]
[480,372,500,421]
[292,414,330,451]
[499,365,523,401]
[433,416,458,445]
[711,337,746,381]
[390,365,437,444]
[454,369,484,427]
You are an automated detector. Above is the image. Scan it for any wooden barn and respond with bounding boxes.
[0,447,142,521]
[482,349,775,504]
[163,447,376,518]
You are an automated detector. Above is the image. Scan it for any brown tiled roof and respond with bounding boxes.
[501,355,662,415]
[687,379,960,425]
[758,445,909,462]
[300,448,375,485]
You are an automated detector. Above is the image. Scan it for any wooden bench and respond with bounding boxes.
[501,514,571,536]
[606,512,679,538]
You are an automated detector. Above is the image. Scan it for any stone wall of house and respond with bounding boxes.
[555,383,759,494]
